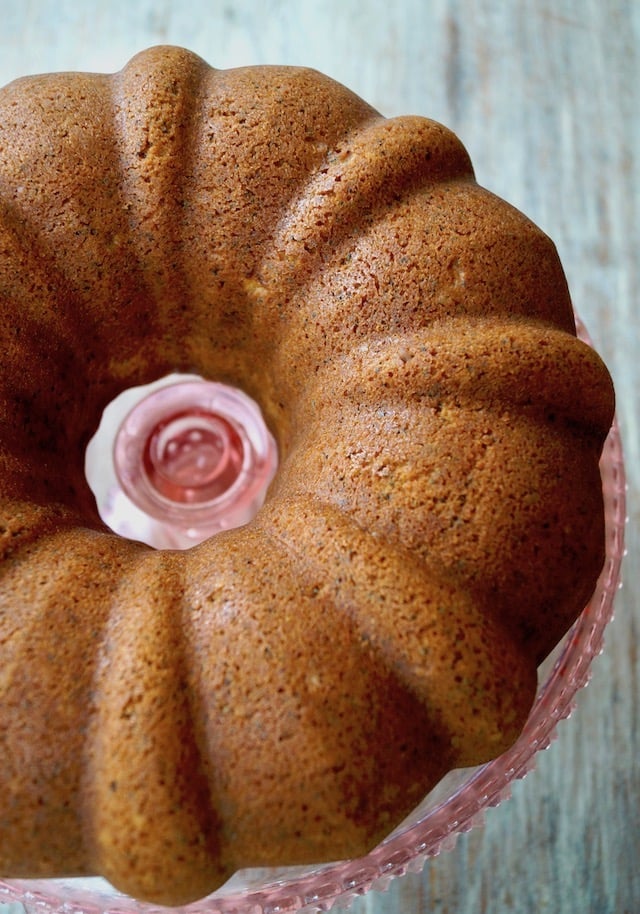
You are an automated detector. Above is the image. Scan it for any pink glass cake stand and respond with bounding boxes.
[0,319,626,914]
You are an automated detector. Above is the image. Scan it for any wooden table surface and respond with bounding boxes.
[0,2,637,913]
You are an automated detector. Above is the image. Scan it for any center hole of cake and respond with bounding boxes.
[85,374,278,550]
[144,411,245,502]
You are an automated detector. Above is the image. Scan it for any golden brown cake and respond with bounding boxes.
[0,46,614,904]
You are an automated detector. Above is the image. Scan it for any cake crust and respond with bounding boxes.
[0,46,614,904]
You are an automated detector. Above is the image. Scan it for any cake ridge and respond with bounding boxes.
[0,527,138,878]
[109,46,207,357]
[258,193,581,393]
[302,316,615,434]
[255,114,474,314]
[0,63,173,448]
[84,545,223,905]
[179,518,455,874]
[256,492,537,766]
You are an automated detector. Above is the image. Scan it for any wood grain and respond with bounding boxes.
[0,1,637,912]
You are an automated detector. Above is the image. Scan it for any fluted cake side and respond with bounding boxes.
[0,46,614,904]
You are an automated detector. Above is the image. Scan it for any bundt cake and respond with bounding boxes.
[0,45,614,905]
